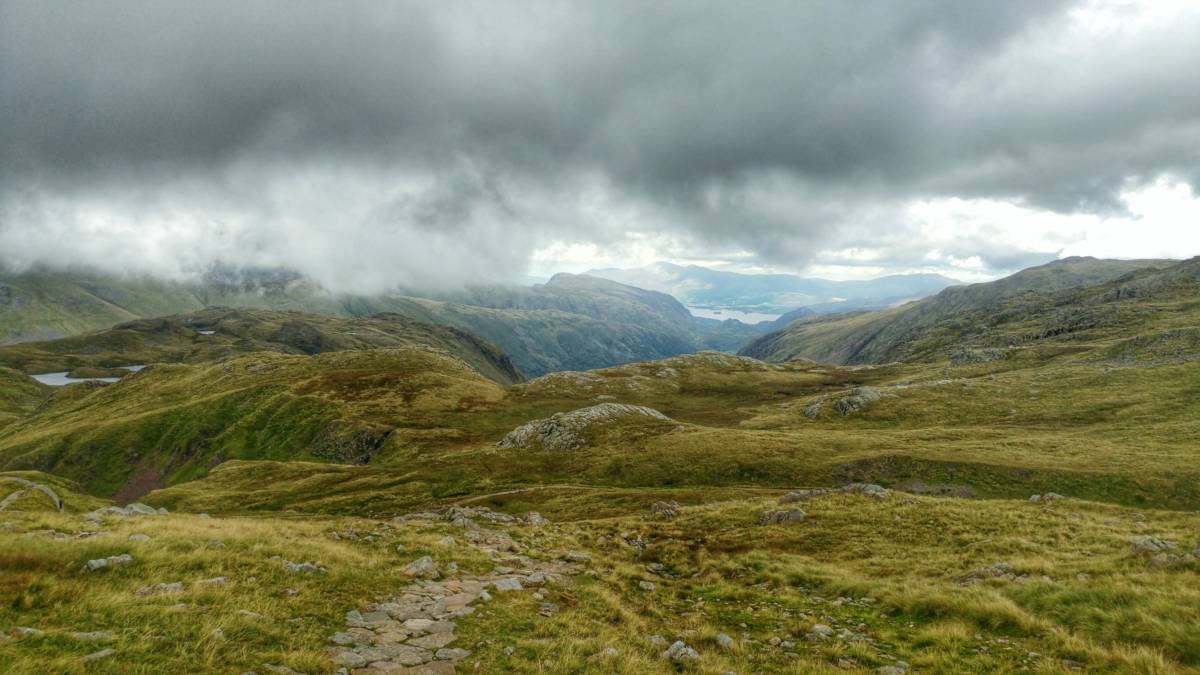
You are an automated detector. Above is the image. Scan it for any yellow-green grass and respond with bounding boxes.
[3,487,1198,673]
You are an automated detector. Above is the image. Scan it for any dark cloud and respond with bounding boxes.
[1,0,1197,288]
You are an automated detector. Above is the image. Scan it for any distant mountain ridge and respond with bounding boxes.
[586,261,960,316]
[740,256,1181,365]
[0,266,768,376]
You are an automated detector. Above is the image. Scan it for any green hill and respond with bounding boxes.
[0,306,523,385]
[739,256,1180,364]
[0,267,767,376]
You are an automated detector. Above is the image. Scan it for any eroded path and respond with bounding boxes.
[326,507,585,674]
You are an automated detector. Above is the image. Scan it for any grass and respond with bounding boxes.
[2,481,1197,673]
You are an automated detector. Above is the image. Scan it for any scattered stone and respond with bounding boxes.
[562,550,591,563]
[10,627,43,638]
[807,624,835,639]
[128,533,150,542]
[638,580,657,591]
[135,581,184,596]
[498,403,672,450]
[282,560,323,574]
[841,483,890,499]
[834,387,890,415]
[68,630,116,641]
[663,640,700,662]
[649,500,679,519]
[962,562,1026,584]
[1130,536,1178,555]
[1029,492,1066,503]
[84,553,134,572]
[803,401,823,419]
[436,536,457,547]
[85,503,165,519]
[197,576,228,587]
[402,556,440,579]
[436,648,470,661]
[237,609,264,620]
[525,512,548,526]
[83,648,115,662]
[715,633,734,649]
[758,508,806,525]
[492,578,522,592]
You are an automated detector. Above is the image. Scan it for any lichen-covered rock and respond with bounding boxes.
[498,403,671,450]
[662,640,700,661]
[758,508,806,525]
[649,500,680,519]
[834,387,890,416]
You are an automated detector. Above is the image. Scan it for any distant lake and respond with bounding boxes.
[687,306,780,324]
[30,365,145,387]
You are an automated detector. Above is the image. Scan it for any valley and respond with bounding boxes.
[1,257,1198,673]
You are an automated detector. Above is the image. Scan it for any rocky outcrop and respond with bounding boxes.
[498,403,671,450]
[834,387,890,416]
[0,477,63,511]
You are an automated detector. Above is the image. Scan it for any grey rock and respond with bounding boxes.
[662,640,700,662]
[68,630,116,641]
[135,581,184,596]
[638,580,657,591]
[498,403,670,450]
[402,556,439,579]
[83,648,115,662]
[808,624,835,638]
[1131,536,1178,555]
[282,560,322,574]
[492,578,522,592]
[435,648,470,661]
[715,633,734,649]
[649,500,679,519]
[128,533,150,542]
[758,508,806,525]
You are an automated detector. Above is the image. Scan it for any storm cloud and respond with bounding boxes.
[2,0,1198,289]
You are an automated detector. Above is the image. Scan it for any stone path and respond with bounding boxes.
[328,508,584,674]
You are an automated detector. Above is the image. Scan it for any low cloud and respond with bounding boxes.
[2,0,1198,289]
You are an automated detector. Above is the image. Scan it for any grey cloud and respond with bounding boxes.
[1,0,1198,288]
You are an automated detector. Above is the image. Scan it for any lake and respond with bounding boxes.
[30,365,145,387]
[687,306,780,324]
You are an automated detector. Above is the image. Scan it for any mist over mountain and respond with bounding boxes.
[588,262,961,318]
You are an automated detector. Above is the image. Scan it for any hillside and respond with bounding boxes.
[2,259,1200,673]
[740,256,1179,364]
[0,307,523,386]
[0,268,767,376]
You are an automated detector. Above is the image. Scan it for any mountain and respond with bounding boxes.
[5,259,1200,674]
[587,261,961,317]
[0,306,524,385]
[0,267,768,376]
[740,256,1180,364]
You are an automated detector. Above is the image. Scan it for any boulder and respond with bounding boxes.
[758,508,806,525]
[402,556,439,579]
[649,500,680,519]
[662,640,700,662]
[1130,536,1178,556]
[498,403,671,450]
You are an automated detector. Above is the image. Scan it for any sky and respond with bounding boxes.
[2,0,1199,291]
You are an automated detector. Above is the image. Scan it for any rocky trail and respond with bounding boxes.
[324,507,587,674]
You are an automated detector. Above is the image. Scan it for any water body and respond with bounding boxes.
[687,306,780,324]
[30,365,146,387]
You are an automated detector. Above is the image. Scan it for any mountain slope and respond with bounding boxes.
[0,307,524,385]
[0,268,765,376]
[740,257,1178,364]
